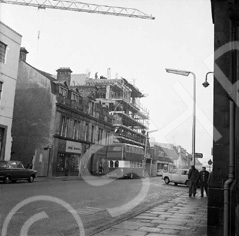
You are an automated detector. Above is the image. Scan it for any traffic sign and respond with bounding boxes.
[208,159,213,165]
[195,153,203,158]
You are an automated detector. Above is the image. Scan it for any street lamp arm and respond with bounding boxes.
[202,72,214,88]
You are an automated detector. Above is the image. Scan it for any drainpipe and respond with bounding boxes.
[223,100,235,236]
[223,18,236,236]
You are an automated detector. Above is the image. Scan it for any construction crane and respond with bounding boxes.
[0,0,155,20]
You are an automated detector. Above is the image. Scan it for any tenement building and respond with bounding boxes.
[0,22,21,161]
[11,48,114,176]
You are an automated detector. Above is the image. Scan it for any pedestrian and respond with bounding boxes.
[188,165,199,197]
[98,164,104,176]
[199,166,210,197]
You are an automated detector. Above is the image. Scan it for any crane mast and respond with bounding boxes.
[0,0,155,20]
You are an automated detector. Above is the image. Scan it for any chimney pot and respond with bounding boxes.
[20,47,28,62]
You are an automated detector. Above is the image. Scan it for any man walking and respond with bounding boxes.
[199,167,210,197]
[188,165,199,197]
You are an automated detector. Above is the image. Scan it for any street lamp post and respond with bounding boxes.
[165,68,196,166]
[144,129,158,176]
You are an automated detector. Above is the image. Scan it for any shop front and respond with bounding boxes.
[55,139,82,176]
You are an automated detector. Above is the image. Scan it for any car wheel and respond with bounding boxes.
[4,176,11,184]
[28,175,35,183]
[185,180,189,186]
[164,177,170,184]
[174,183,178,186]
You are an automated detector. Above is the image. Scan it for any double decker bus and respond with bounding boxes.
[90,143,145,178]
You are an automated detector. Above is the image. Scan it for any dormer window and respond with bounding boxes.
[59,86,67,97]
[71,92,79,102]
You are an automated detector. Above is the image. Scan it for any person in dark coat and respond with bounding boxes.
[98,164,104,175]
[188,165,199,197]
[199,167,210,197]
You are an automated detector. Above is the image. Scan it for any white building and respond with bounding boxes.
[0,22,22,160]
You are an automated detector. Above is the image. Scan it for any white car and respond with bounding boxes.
[162,169,189,186]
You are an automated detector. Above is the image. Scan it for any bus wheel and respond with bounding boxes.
[130,173,134,179]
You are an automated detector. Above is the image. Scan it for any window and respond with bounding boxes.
[91,125,95,143]
[0,82,3,100]
[84,123,89,141]
[17,163,24,168]
[0,42,7,63]
[73,120,79,139]
[71,92,79,101]
[60,116,69,137]
[109,161,114,168]
[98,128,103,143]
[106,131,110,145]
[59,86,68,97]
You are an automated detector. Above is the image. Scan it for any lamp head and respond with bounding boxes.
[202,80,210,88]
[165,68,190,76]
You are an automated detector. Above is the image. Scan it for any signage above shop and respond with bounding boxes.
[66,141,82,154]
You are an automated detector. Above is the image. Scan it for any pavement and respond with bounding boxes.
[93,193,207,236]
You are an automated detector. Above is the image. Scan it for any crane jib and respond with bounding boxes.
[0,0,155,20]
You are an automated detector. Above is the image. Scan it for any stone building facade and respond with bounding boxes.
[208,1,239,235]
[0,22,21,161]
[11,48,114,176]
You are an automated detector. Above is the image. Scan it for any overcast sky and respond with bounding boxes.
[1,0,214,165]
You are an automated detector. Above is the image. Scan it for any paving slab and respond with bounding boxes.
[93,192,208,236]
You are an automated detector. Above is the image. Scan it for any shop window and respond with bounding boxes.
[56,153,65,171]
[70,155,79,171]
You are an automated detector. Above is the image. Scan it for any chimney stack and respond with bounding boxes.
[56,67,72,86]
[107,68,111,79]
[20,47,28,62]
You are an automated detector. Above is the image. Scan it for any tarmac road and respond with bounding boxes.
[0,176,188,236]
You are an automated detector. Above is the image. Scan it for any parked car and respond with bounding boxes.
[162,169,189,186]
[0,161,37,184]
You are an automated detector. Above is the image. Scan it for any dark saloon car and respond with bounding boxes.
[0,161,37,183]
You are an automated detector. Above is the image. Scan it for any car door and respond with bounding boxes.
[9,163,19,180]
[171,170,181,183]
[180,170,188,184]
[17,163,28,179]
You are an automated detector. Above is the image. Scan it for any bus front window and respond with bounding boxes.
[109,160,114,168]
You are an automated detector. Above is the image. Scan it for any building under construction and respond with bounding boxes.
[73,73,149,148]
